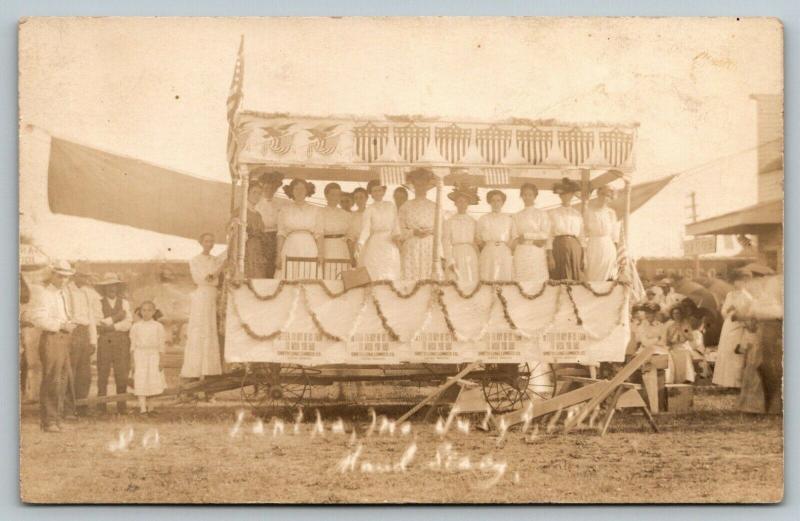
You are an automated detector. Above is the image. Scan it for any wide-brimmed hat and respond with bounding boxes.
[447,186,480,205]
[552,178,580,195]
[51,260,75,277]
[731,268,753,281]
[95,272,125,287]
[406,168,435,187]
[485,189,507,204]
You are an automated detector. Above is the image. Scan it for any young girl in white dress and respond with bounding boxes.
[130,301,166,414]
[442,186,480,284]
[276,178,324,280]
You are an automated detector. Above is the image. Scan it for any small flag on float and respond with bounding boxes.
[483,167,509,186]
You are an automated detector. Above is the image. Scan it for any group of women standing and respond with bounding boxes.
[236,169,622,284]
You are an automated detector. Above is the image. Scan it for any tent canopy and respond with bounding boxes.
[234,111,638,187]
[685,199,783,236]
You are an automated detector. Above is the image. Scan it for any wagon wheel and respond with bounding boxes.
[481,362,558,414]
[240,363,311,416]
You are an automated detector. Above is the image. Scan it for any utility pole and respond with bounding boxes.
[686,191,700,277]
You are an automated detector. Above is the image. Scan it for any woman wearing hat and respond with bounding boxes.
[512,183,550,282]
[442,186,480,283]
[399,168,439,280]
[233,182,269,279]
[477,190,516,281]
[583,185,620,282]
[253,169,289,278]
[356,179,402,280]
[276,178,324,279]
[547,178,584,281]
[320,183,353,277]
[713,269,755,388]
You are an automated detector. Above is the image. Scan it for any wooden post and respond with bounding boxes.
[431,173,444,280]
[580,169,591,214]
[237,175,249,279]
[623,179,632,247]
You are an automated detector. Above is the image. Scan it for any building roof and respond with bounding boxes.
[686,199,782,236]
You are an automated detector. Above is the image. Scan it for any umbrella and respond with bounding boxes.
[743,263,775,276]
[701,278,734,305]
[687,288,720,313]
[673,279,705,296]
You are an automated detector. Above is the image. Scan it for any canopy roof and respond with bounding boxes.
[235,111,638,188]
[685,199,783,236]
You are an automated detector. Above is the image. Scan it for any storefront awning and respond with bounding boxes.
[686,199,783,236]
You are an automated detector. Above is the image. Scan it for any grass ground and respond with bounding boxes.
[19,392,783,504]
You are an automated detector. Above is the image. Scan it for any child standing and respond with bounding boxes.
[129,301,166,414]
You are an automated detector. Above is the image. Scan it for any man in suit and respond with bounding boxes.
[27,260,77,432]
[62,267,99,418]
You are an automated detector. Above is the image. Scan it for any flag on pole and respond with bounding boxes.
[226,36,245,179]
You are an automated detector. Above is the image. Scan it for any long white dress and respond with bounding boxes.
[399,198,438,280]
[357,201,401,281]
[130,319,167,396]
[584,205,620,282]
[477,212,516,281]
[442,213,479,284]
[713,289,754,388]
[181,252,226,378]
[513,206,550,282]
[277,202,324,280]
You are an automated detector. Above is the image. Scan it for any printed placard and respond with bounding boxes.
[411,332,459,363]
[541,328,589,362]
[272,332,328,364]
[345,333,400,364]
[477,331,526,363]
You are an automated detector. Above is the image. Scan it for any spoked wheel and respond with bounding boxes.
[240,363,311,416]
[481,362,558,414]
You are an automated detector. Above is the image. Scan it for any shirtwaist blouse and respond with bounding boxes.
[442,213,479,284]
[277,202,324,279]
[357,201,402,281]
[513,206,550,282]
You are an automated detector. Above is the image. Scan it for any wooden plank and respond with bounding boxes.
[500,380,608,428]
[563,345,655,432]
[396,362,481,424]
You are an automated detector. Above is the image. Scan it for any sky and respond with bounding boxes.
[18,17,783,261]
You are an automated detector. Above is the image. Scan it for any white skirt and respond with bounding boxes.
[513,244,548,282]
[585,236,617,282]
[134,350,166,396]
[479,243,514,281]
[361,231,401,281]
[181,285,222,378]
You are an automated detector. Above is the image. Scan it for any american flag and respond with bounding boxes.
[616,230,645,302]
[226,36,245,178]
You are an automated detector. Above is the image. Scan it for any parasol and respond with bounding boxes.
[672,278,705,296]
[700,278,734,305]
[686,287,720,313]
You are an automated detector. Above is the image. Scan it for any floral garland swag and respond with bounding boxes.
[229,278,628,344]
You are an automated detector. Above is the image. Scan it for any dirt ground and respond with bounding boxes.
[19,392,783,504]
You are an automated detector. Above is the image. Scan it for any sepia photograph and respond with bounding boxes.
[18,16,783,504]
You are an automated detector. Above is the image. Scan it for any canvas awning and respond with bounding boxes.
[685,199,783,236]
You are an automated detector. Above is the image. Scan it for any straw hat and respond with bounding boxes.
[447,186,479,205]
[51,260,75,277]
[552,177,580,195]
[95,272,125,286]
[251,167,284,186]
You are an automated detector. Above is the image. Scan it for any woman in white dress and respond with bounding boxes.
[399,168,438,280]
[477,190,516,281]
[320,183,353,278]
[443,186,480,284]
[181,232,226,380]
[346,187,368,260]
[713,270,755,388]
[584,185,620,282]
[276,178,324,280]
[512,183,550,282]
[356,179,402,280]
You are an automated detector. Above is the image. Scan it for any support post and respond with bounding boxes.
[431,173,444,280]
[580,169,591,214]
[237,174,249,279]
[623,179,632,247]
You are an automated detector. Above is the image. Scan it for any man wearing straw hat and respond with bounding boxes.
[27,260,77,432]
[94,272,133,415]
